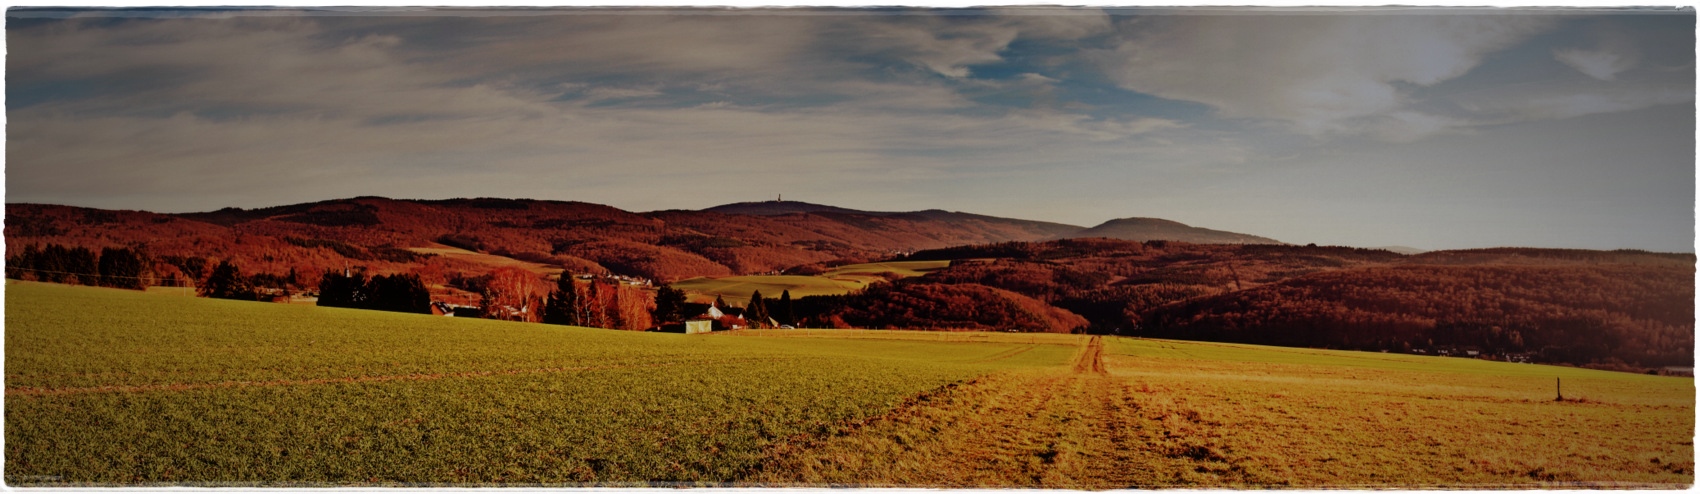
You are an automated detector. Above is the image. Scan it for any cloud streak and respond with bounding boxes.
[6,8,1693,252]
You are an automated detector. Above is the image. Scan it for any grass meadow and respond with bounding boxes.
[5,280,1692,487]
[670,275,864,304]
[819,260,951,283]
[670,260,949,303]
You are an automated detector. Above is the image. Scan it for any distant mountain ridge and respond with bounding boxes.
[699,200,1280,245]
[7,196,1286,292]
[701,200,1086,238]
[1066,217,1282,245]
[701,200,868,216]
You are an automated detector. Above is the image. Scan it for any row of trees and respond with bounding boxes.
[5,242,310,302]
[481,267,653,330]
[748,289,797,328]
[795,279,1088,333]
[1139,265,1694,368]
[6,243,153,289]
[318,271,432,314]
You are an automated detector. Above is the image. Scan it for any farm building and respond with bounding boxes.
[653,320,715,334]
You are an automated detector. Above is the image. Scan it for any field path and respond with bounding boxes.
[747,335,1199,488]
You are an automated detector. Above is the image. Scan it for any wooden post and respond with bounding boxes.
[1555,377,1563,401]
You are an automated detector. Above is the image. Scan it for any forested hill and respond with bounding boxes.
[9,196,1690,371]
[5,198,1025,285]
[830,239,1692,371]
[7,197,1283,285]
[1066,217,1283,244]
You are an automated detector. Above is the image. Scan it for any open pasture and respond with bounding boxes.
[818,260,951,284]
[669,275,865,304]
[670,260,949,304]
[404,243,564,277]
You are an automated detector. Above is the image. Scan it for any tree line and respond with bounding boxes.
[1138,265,1694,369]
[317,270,432,314]
[7,243,152,289]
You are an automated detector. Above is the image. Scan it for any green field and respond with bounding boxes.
[670,260,950,304]
[669,275,866,304]
[6,280,1692,487]
[4,281,1071,485]
[819,260,951,284]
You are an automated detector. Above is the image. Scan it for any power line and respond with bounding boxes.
[6,267,197,289]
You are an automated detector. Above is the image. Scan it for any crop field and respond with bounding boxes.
[671,260,949,303]
[4,281,1072,485]
[6,280,1692,488]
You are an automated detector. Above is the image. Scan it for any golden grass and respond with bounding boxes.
[752,336,1694,488]
[671,261,949,304]
[728,328,1085,346]
[405,243,562,276]
[819,261,951,284]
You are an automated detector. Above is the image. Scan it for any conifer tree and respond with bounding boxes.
[201,260,256,301]
[778,289,795,327]
[652,284,688,324]
[745,290,770,329]
[544,272,580,326]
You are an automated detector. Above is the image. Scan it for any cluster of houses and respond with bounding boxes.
[431,301,483,318]
[655,299,787,334]
[1410,347,1535,363]
[574,273,650,287]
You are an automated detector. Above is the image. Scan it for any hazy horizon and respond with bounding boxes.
[7,7,1694,253]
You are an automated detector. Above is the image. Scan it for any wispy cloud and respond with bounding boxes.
[1554,48,1637,81]
[1096,14,1557,140]
[5,8,1693,251]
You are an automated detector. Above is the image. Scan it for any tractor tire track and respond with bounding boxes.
[747,334,1261,488]
[967,344,1038,364]
[747,335,1156,488]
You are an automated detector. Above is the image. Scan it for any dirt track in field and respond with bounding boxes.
[749,335,1197,488]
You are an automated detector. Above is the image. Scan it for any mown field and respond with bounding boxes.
[670,260,949,304]
[6,280,1692,488]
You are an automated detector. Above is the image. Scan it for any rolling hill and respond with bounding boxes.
[837,239,1694,371]
[8,197,1691,371]
[700,200,868,216]
[6,197,1280,288]
[1067,217,1283,244]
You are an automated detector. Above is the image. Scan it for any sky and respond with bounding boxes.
[5,7,1695,252]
